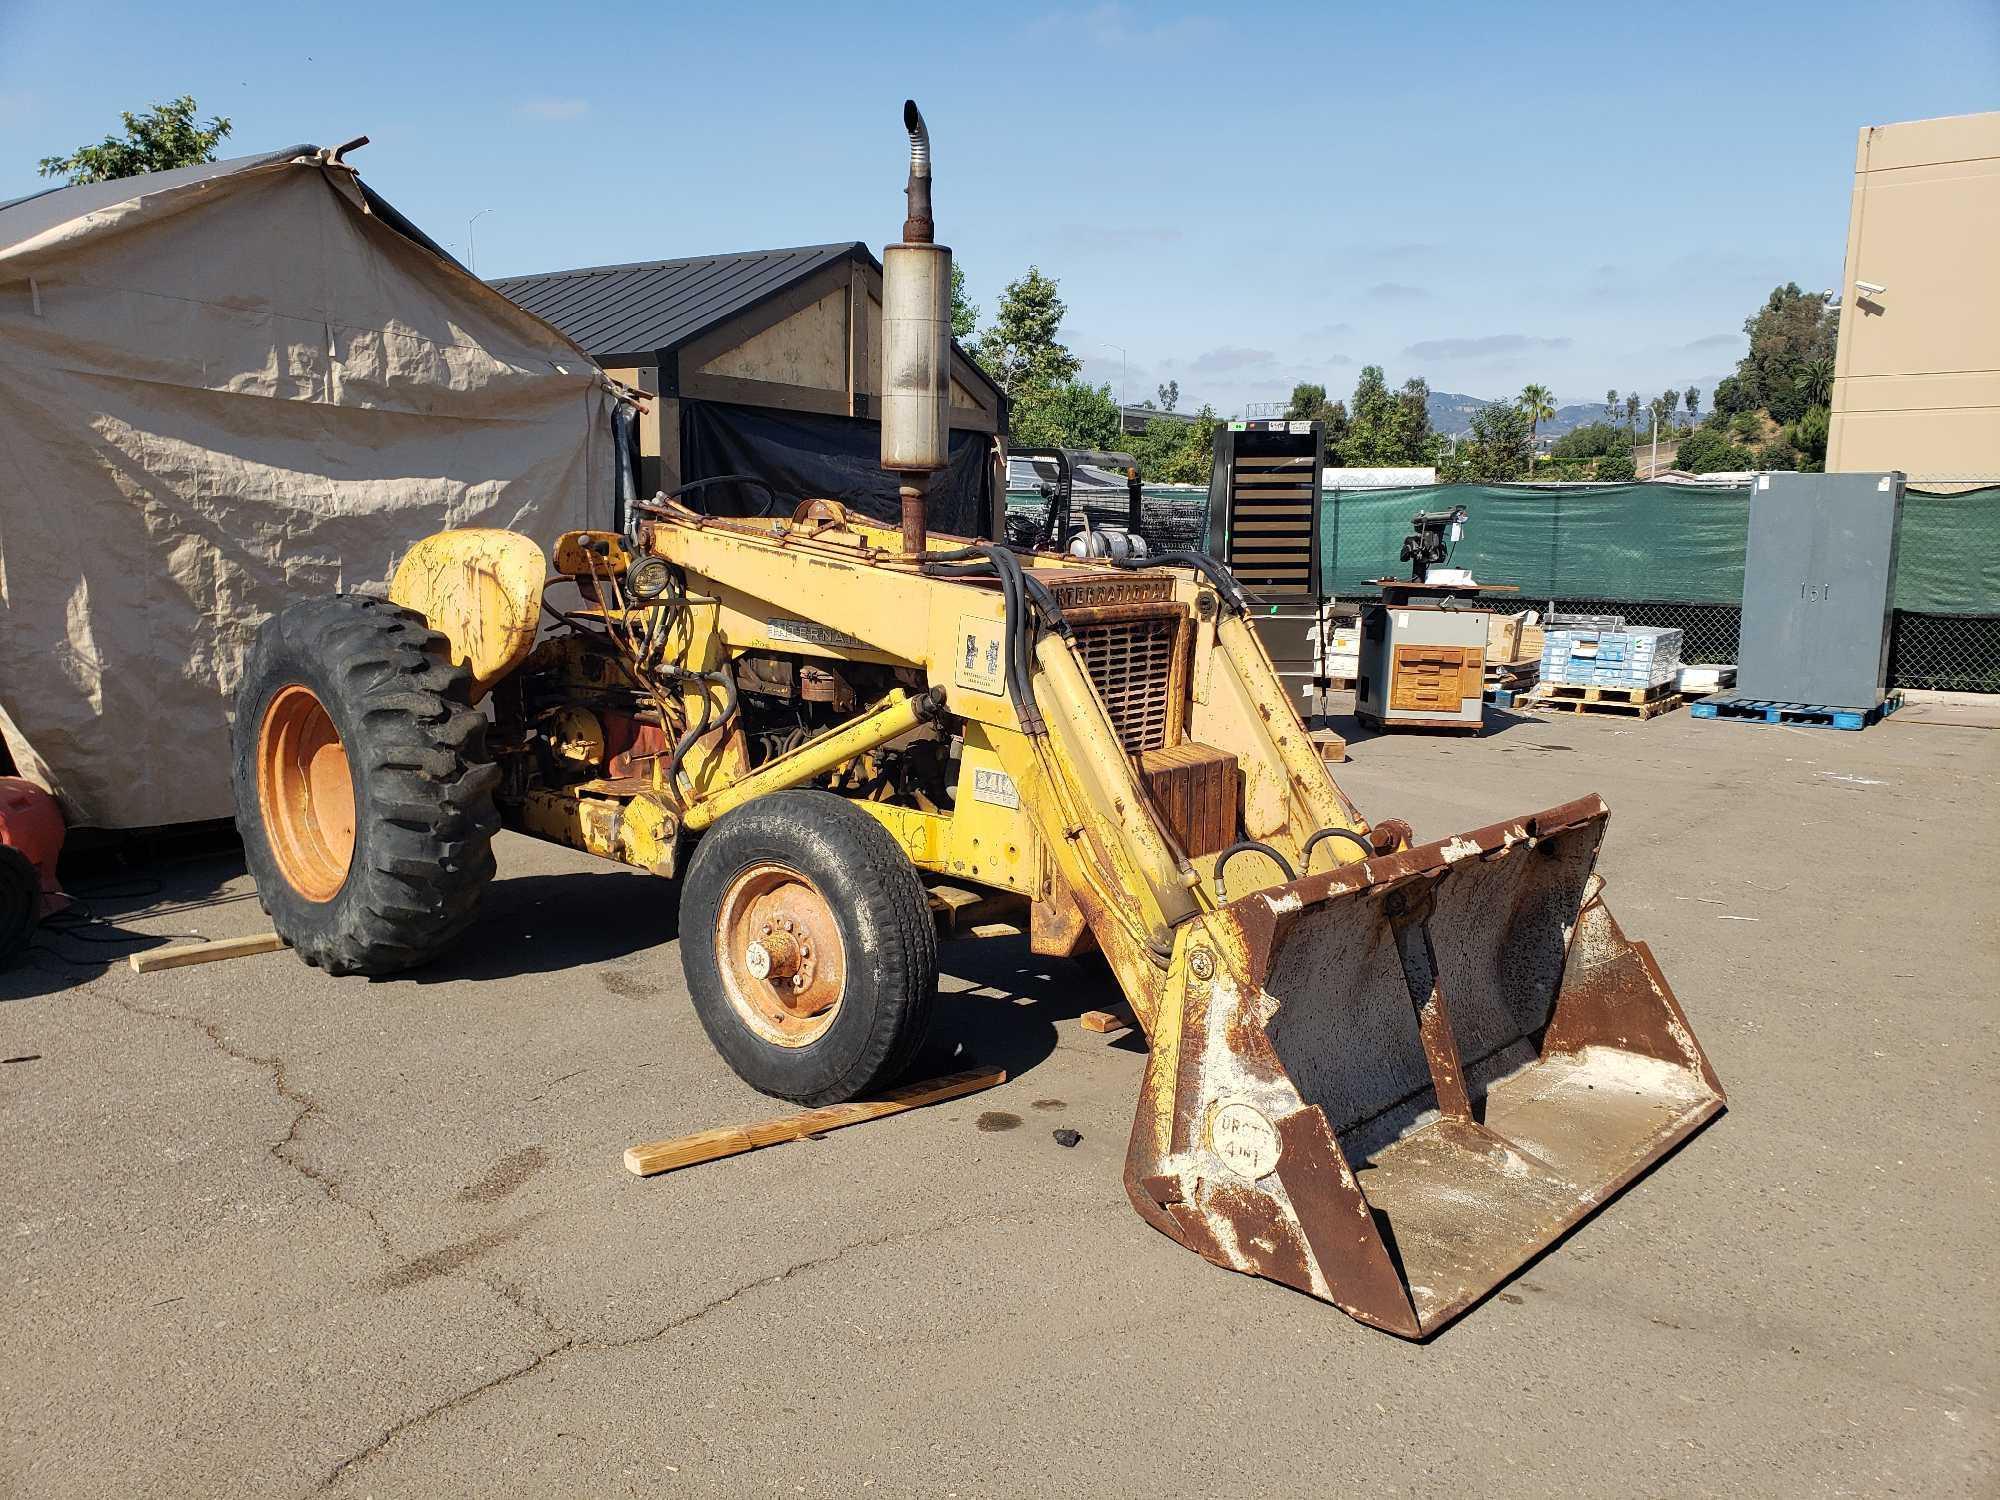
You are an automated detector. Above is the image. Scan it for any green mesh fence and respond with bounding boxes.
[1007,479,2000,692]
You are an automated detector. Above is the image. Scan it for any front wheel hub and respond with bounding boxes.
[717,863,845,1046]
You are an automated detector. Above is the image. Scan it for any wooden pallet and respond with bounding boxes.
[1526,681,1684,719]
[1690,694,1902,731]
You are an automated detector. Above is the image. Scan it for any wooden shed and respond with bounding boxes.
[495,242,1007,537]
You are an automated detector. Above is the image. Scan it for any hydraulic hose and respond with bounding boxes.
[1301,826,1376,872]
[663,666,739,806]
[1113,550,1252,616]
[1213,840,1297,901]
[921,544,1052,736]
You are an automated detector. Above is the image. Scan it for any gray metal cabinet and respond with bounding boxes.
[1737,471,1902,711]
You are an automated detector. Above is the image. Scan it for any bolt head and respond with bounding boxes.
[1189,949,1216,981]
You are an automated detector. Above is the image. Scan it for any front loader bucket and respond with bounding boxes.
[1124,795,1723,1339]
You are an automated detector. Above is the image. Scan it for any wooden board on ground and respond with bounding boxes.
[129,931,286,974]
[623,1066,1006,1177]
[1526,681,1685,720]
[1080,1004,1136,1035]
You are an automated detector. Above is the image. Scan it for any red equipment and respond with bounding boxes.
[0,776,67,964]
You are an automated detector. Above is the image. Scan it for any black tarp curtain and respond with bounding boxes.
[680,400,990,537]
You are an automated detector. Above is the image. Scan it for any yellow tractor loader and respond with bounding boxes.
[232,103,1722,1339]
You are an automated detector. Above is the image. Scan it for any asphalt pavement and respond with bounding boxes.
[3,701,1993,1497]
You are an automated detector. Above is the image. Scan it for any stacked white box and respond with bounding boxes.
[1541,626,1684,688]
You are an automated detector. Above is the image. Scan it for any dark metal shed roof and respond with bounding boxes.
[490,242,871,366]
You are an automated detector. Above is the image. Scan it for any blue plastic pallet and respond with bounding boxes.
[1690,693,1903,731]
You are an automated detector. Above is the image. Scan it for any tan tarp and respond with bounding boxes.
[0,153,616,828]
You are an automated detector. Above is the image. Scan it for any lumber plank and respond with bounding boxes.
[129,931,286,974]
[623,1066,1006,1177]
[1080,1004,1137,1034]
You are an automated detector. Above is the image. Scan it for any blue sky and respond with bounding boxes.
[3,0,1995,413]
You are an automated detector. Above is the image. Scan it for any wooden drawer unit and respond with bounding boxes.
[1388,644,1484,712]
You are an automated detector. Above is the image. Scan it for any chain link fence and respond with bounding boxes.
[1008,479,2000,693]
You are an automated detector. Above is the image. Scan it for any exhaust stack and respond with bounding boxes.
[880,99,952,555]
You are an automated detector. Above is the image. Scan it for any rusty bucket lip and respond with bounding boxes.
[1231,793,1611,915]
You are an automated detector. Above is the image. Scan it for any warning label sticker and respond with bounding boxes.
[955,615,1006,695]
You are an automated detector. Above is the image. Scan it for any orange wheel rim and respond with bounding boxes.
[716,861,846,1047]
[257,684,355,902]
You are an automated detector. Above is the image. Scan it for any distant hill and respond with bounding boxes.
[1425,391,1491,436]
[1426,392,1617,438]
[1426,389,1726,439]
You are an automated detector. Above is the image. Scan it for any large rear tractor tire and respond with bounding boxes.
[232,594,499,976]
[680,790,936,1106]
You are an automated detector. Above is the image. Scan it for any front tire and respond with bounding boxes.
[232,594,499,976]
[681,791,935,1105]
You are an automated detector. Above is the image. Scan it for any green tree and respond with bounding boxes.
[1605,388,1619,423]
[1283,381,1351,455]
[1798,355,1834,409]
[1594,451,1637,482]
[1786,405,1830,470]
[1009,378,1120,451]
[1730,283,1838,423]
[972,267,1079,395]
[1124,407,1219,484]
[1677,427,1757,474]
[1450,402,1533,481]
[38,95,232,184]
[1661,388,1680,425]
[1551,421,1627,460]
[1337,366,1437,466]
[1284,382,1327,421]
[1156,380,1179,413]
[1683,386,1700,425]
[1624,392,1642,432]
[949,263,978,343]
[1517,383,1556,469]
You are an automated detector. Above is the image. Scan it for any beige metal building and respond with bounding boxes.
[1828,111,2000,477]
[495,244,1007,536]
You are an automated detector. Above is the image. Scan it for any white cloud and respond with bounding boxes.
[1188,346,1277,374]
[518,98,589,122]
[1404,333,1573,361]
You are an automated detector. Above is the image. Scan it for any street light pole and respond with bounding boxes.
[1096,340,1128,412]
[467,208,494,275]
[1650,408,1659,481]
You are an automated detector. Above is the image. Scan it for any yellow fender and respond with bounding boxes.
[388,529,547,702]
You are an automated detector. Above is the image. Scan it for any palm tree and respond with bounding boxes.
[1518,383,1556,470]
[1799,356,1834,410]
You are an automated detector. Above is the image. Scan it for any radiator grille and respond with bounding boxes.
[1074,617,1177,752]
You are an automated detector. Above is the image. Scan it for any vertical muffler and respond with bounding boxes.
[1123,796,1724,1338]
[880,100,952,555]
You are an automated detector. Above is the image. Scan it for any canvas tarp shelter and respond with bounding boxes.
[0,146,622,828]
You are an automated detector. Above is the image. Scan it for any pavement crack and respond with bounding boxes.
[103,991,392,1254]
[314,1207,993,1489]
[315,1335,577,1493]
